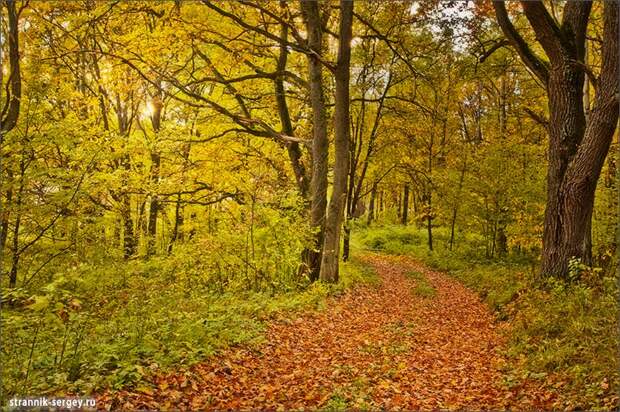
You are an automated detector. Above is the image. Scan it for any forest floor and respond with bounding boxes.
[98,254,555,410]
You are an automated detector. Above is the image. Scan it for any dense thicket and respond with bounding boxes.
[1,0,616,289]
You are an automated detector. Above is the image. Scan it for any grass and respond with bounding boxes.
[355,223,620,410]
[0,254,377,403]
[406,270,436,298]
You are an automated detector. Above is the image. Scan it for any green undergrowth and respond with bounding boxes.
[0,254,377,403]
[406,270,436,298]
[356,224,619,410]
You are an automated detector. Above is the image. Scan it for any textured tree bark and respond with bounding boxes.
[319,0,353,283]
[539,2,618,278]
[300,0,329,281]
[494,0,619,278]
[275,21,309,199]
[342,225,351,263]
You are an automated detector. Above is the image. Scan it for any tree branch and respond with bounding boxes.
[0,0,22,138]
[561,1,593,61]
[520,1,566,62]
[492,1,549,83]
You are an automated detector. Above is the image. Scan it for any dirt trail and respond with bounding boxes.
[100,254,555,410]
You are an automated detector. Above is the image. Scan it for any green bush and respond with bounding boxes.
[0,253,377,403]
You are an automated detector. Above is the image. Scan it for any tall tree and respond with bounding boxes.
[319,0,354,282]
[493,0,619,278]
[146,82,163,256]
[300,0,329,281]
[0,0,22,267]
[0,0,21,139]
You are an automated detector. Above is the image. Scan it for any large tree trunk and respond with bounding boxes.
[494,1,619,278]
[539,2,618,278]
[300,0,329,282]
[319,0,354,283]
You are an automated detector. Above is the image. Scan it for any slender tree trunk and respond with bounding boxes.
[0,0,20,282]
[448,208,457,251]
[367,182,376,225]
[401,184,409,225]
[168,194,183,254]
[449,160,467,251]
[275,19,309,199]
[342,138,357,263]
[0,0,21,140]
[320,0,354,282]
[425,191,433,251]
[300,0,329,281]
[168,142,191,253]
[147,86,163,255]
[122,195,135,259]
[491,218,497,258]
[8,213,20,288]
[0,184,13,260]
[8,156,24,288]
[342,225,351,262]
[496,225,508,257]
[147,153,160,254]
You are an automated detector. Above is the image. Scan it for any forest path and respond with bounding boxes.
[100,254,554,410]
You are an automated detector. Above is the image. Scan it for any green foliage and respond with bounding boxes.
[356,225,619,409]
[0,254,376,403]
[507,268,619,409]
[323,393,350,411]
[406,271,436,298]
